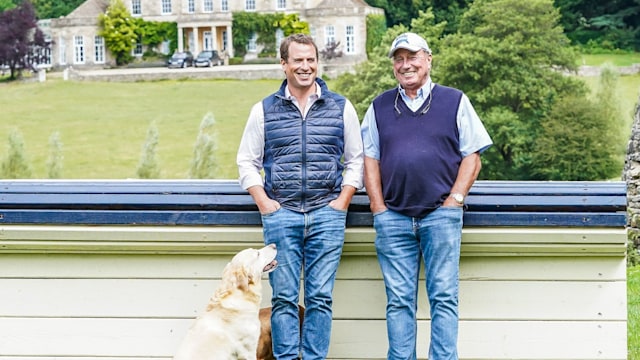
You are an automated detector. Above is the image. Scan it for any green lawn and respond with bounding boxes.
[579,52,640,66]
[0,78,283,179]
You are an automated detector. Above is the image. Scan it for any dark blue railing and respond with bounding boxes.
[0,180,626,227]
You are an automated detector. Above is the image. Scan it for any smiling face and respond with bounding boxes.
[392,48,432,97]
[281,41,318,93]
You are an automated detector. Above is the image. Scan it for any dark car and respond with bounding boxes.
[194,50,222,67]
[167,51,194,68]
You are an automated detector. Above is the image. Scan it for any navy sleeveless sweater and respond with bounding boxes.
[372,84,463,217]
[262,78,346,213]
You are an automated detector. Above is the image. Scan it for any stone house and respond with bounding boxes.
[48,0,384,70]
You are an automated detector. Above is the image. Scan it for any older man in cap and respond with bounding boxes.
[360,32,493,360]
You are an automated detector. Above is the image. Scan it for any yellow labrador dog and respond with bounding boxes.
[174,244,277,360]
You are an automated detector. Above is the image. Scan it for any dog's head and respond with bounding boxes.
[221,244,278,295]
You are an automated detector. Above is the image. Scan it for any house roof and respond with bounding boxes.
[65,0,110,19]
[316,0,374,8]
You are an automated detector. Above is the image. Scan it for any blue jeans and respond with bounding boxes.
[261,205,347,360]
[373,207,463,360]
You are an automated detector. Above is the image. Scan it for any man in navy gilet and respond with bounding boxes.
[237,33,364,359]
[361,32,492,360]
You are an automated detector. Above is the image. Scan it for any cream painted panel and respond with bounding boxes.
[0,279,625,320]
[0,318,625,360]
[0,254,626,281]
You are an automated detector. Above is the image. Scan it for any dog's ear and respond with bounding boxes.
[235,266,251,292]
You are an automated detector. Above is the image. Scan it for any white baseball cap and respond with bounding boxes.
[388,32,432,58]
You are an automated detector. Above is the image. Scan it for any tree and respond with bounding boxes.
[435,0,599,180]
[46,131,63,179]
[189,113,218,179]
[1,129,32,179]
[136,122,161,179]
[334,9,446,117]
[31,0,86,19]
[98,0,138,66]
[0,0,49,80]
[0,0,19,12]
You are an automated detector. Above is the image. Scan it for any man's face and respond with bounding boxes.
[392,48,431,91]
[281,42,317,91]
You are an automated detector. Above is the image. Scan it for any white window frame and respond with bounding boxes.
[73,35,85,64]
[94,36,105,64]
[247,32,257,52]
[221,0,228,11]
[203,0,213,12]
[188,0,195,13]
[132,40,143,57]
[275,28,284,55]
[276,0,286,10]
[161,0,172,15]
[203,31,213,50]
[58,36,66,65]
[324,25,336,48]
[245,0,255,11]
[345,25,355,54]
[131,0,141,16]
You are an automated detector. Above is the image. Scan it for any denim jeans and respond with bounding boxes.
[373,206,463,360]
[261,205,347,360]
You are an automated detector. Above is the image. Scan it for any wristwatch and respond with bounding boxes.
[450,193,465,205]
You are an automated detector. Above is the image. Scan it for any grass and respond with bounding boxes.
[630,265,640,359]
[0,78,283,179]
[579,52,640,66]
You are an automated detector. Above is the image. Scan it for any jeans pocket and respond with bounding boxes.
[327,203,348,214]
[261,206,283,218]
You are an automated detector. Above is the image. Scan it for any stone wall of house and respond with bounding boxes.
[623,94,640,264]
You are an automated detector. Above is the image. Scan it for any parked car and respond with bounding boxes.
[167,51,194,68]
[194,50,222,67]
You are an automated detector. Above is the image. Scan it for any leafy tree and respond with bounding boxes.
[232,12,308,58]
[133,19,177,55]
[365,13,387,57]
[0,0,49,80]
[0,0,19,12]
[98,0,138,66]
[31,0,85,19]
[532,94,621,180]
[189,113,218,179]
[436,0,591,179]
[1,129,32,179]
[46,131,63,179]
[555,0,640,51]
[136,122,161,179]
[334,9,446,117]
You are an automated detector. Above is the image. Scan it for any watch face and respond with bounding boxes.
[453,194,464,203]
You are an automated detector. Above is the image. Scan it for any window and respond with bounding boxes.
[58,36,66,65]
[345,25,355,54]
[221,0,228,11]
[94,36,105,63]
[204,0,213,12]
[276,0,286,10]
[161,0,171,14]
[245,0,255,11]
[131,0,141,15]
[222,30,228,50]
[324,25,336,47]
[74,35,84,64]
[247,32,257,52]
[275,28,284,54]
[188,0,195,13]
[133,39,143,57]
